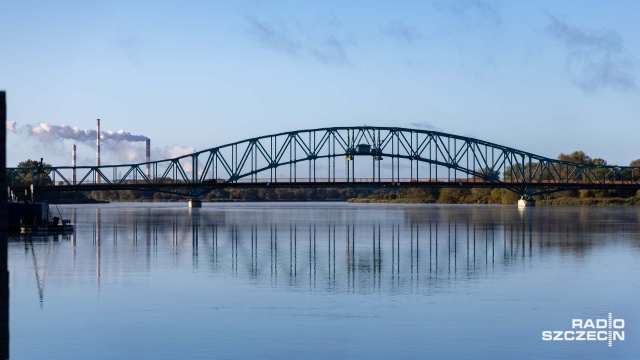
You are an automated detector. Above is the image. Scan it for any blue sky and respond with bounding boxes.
[2,0,639,167]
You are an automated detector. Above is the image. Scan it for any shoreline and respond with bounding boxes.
[46,197,640,206]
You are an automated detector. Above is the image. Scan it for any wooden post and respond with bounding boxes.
[0,91,9,359]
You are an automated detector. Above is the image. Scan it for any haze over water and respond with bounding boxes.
[8,203,640,359]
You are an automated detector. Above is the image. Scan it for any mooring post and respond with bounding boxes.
[0,91,10,359]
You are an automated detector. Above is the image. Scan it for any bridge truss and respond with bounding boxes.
[7,126,640,198]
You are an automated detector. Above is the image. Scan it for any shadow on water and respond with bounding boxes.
[9,204,640,303]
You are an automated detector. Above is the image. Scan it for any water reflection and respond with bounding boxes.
[10,204,640,304]
[9,204,640,360]
[11,233,73,307]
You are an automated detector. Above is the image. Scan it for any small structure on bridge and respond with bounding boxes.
[356,144,371,154]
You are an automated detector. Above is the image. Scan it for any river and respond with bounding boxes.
[8,203,640,359]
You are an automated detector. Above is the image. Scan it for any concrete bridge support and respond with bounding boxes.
[188,198,202,208]
[518,197,535,207]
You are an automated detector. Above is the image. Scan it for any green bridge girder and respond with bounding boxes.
[7,126,640,198]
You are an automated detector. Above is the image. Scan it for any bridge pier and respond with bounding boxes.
[517,197,535,208]
[188,198,202,208]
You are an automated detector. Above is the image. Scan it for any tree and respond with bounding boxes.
[557,151,602,182]
[475,167,500,181]
[591,158,607,166]
[438,188,469,204]
[558,151,592,164]
[622,159,640,183]
[15,159,53,186]
[503,162,553,182]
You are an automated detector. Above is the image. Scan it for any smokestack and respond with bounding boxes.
[146,139,151,178]
[72,144,76,185]
[96,118,100,183]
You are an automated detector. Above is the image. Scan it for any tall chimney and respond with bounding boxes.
[72,144,76,185]
[145,138,151,178]
[96,118,100,183]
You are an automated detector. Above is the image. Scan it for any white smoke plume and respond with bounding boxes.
[26,122,148,143]
[13,121,199,166]
[156,145,197,172]
[108,142,148,163]
[15,121,152,164]
[156,144,196,159]
[6,121,16,133]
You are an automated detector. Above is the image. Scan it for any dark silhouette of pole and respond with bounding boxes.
[0,91,10,359]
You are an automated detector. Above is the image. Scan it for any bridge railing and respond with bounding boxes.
[8,164,640,188]
[9,169,640,187]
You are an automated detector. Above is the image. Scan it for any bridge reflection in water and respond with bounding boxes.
[9,204,640,360]
[13,204,639,302]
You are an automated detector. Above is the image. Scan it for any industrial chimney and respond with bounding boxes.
[72,144,76,185]
[146,138,151,178]
[96,118,100,183]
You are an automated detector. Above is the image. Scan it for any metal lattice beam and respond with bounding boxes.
[7,126,640,197]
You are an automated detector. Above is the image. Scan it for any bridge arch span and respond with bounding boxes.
[8,126,640,198]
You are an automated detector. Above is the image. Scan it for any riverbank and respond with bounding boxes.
[537,197,640,206]
[349,196,640,206]
[41,187,640,206]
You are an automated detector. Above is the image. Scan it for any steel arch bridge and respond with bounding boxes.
[7,126,640,199]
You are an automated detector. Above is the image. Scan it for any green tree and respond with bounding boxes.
[15,159,53,185]
[503,162,553,182]
[558,151,592,164]
[627,159,640,182]
[557,151,597,183]
[438,188,469,204]
[474,167,500,181]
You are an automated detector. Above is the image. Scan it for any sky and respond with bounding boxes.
[2,0,639,168]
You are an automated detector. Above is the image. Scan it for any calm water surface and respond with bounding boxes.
[8,203,640,359]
